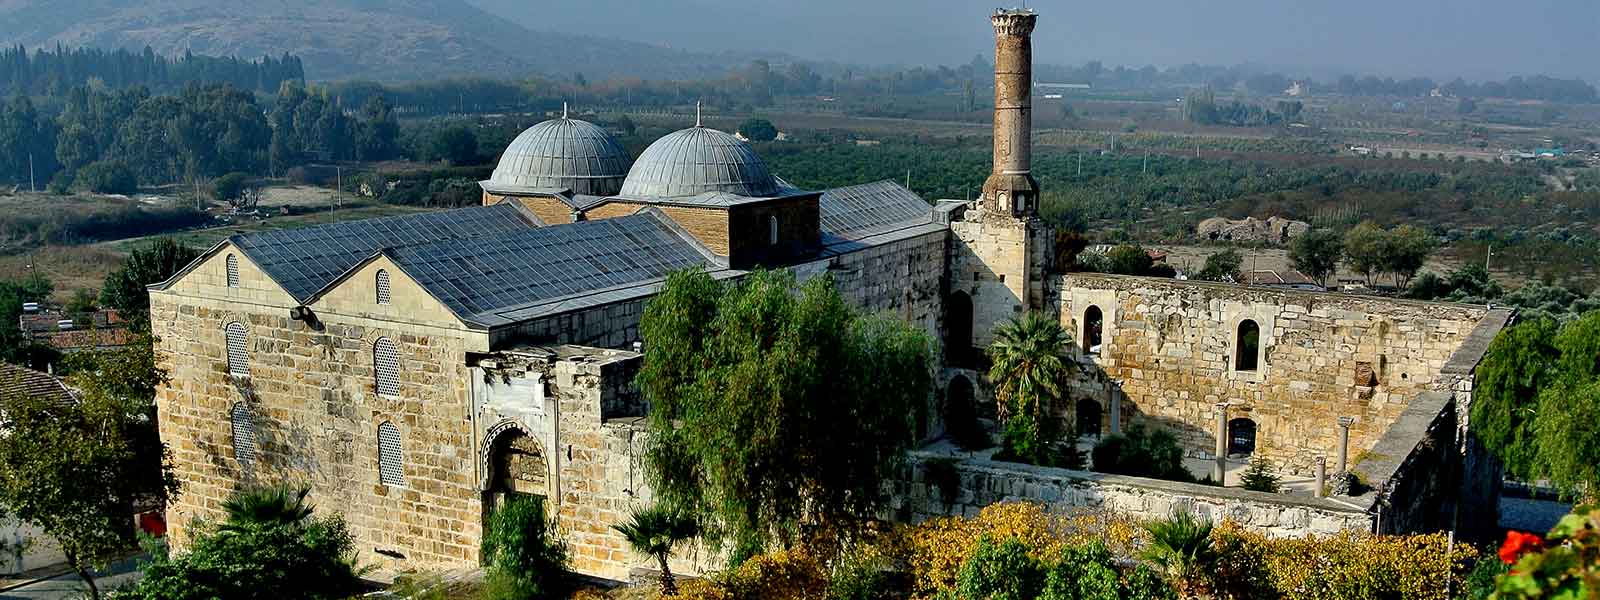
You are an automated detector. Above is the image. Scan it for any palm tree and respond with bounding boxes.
[220,485,313,531]
[1142,512,1219,598]
[611,503,699,595]
[986,312,1074,463]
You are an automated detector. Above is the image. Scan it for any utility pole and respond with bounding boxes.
[1485,244,1493,273]
[1077,152,1083,177]
[336,166,344,209]
[28,153,35,193]
[1143,151,1149,175]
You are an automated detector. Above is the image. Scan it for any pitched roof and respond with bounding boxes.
[818,181,935,247]
[230,203,539,302]
[0,362,75,407]
[386,210,720,327]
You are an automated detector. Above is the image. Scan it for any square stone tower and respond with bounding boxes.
[949,9,1054,350]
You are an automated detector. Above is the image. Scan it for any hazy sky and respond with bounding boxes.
[470,0,1598,81]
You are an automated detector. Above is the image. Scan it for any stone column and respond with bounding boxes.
[1315,456,1327,497]
[1214,403,1228,483]
[1108,388,1122,434]
[1337,416,1354,472]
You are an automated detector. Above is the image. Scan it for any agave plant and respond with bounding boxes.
[1142,512,1218,598]
[612,503,699,595]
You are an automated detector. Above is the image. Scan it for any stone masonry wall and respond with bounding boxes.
[152,247,491,572]
[896,453,1372,536]
[949,209,1052,347]
[1057,273,1490,474]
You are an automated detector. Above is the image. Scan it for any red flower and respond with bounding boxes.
[1499,530,1545,564]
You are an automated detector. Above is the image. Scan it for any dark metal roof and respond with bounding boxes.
[620,127,779,198]
[819,181,934,244]
[231,203,538,302]
[387,210,717,326]
[487,118,633,196]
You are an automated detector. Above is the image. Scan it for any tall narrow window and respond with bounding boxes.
[374,337,400,397]
[225,322,248,378]
[231,403,256,467]
[225,254,240,288]
[375,269,391,305]
[769,215,779,246]
[1228,418,1257,457]
[1083,306,1104,355]
[377,421,405,487]
[1236,319,1261,371]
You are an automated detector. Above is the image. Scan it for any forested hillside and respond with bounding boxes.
[0,45,302,95]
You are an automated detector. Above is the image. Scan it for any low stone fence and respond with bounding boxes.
[893,452,1373,537]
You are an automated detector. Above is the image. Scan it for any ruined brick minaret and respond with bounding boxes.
[947,8,1053,350]
[982,9,1040,217]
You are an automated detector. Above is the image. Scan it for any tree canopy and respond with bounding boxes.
[637,269,933,564]
[987,313,1076,466]
[100,238,202,325]
[1472,311,1600,497]
[1289,229,1343,287]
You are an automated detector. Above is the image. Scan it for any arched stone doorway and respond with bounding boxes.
[482,422,549,519]
[1075,399,1102,438]
[944,375,984,449]
[945,291,974,367]
[1227,418,1257,457]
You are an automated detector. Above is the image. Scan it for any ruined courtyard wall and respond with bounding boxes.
[895,453,1373,536]
[151,259,491,572]
[1057,273,1489,474]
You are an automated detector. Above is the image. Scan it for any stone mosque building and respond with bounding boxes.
[148,10,1509,581]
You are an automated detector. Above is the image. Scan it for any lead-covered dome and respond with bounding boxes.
[488,117,632,196]
[619,127,779,198]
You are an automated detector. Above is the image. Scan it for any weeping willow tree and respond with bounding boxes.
[636,269,933,565]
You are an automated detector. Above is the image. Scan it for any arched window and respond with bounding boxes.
[225,254,240,288]
[945,292,974,367]
[1227,418,1257,457]
[1235,319,1260,371]
[769,215,779,246]
[375,269,391,305]
[1076,399,1103,437]
[1083,306,1104,355]
[225,322,248,378]
[377,421,405,487]
[230,403,256,467]
[373,337,400,397]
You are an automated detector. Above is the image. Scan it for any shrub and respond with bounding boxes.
[956,537,1045,600]
[1219,523,1478,600]
[827,544,895,600]
[76,160,138,195]
[1040,542,1122,600]
[718,547,829,600]
[1090,425,1194,482]
[1491,505,1600,599]
[898,503,1143,598]
[481,497,568,600]
[213,172,250,201]
[1141,513,1218,598]
[1463,554,1508,599]
[1239,455,1281,493]
[126,486,363,600]
[738,118,778,142]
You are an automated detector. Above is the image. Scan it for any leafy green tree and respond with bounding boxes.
[987,313,1073,466]
[1195,248,1242,282]
[481,496,568,600]
[1103,245,1156,276]
[1382,224,1435,288]
[127,485,363,600]
[1341,222,1388,287]
[0,342,179,600]
[354,95,400,161]
[637,269,931,565]
[738,118,778,142]
[100,238,202,324]
[75,159,138,194]
[1289,229,1343,287]
[1473,312,1600,497]
[427,125,479,165]
[212,172,250,201]
[957,537,1045,600]
[0,275,54,366]
[611,504,698,595]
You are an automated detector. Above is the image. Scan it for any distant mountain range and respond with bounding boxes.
[0,0,775,82]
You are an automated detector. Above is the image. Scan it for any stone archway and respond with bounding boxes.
[1075,398,1103,438]
[481,421,549,520]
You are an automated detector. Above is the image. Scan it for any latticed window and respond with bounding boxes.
[375,269,391,305]
[230,403,256,467]
[374,337,400,397]
[225,322,248,378]
[377,421,405,487]
[225,254,240,288]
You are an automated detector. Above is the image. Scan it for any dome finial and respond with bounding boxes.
[695,101,703,128]
[562,101,569,119]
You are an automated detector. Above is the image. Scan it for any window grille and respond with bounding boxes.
[225,322,248,377]
[377,421,405,486]
[375,269,391,305]
[374,337,400,397]
[231,403,256,467]
[225,254,240,288]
